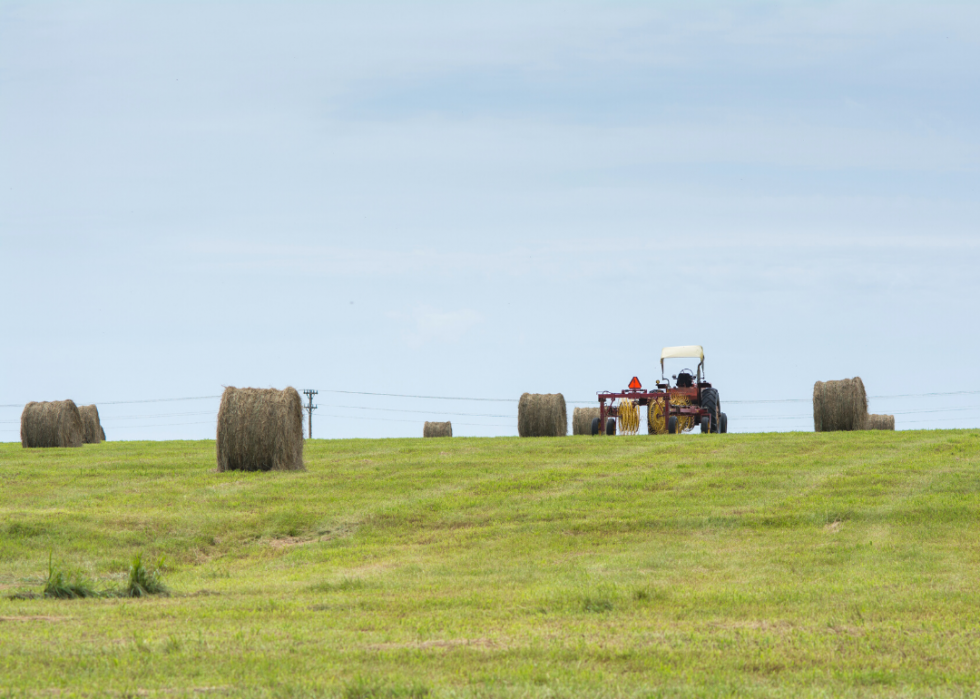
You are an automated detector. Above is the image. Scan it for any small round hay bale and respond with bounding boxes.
[864,414,895,431]
[216,387,305,472]
[424,421,452,438]
[813,378,868,432]
[518,393,567,437]
[77,405,103,444]
[20,400,84,448]
[573,407,600,435]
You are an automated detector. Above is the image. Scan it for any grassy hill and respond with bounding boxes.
[1,431,979,698]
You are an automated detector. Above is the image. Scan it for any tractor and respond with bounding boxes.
[591,345,728,436]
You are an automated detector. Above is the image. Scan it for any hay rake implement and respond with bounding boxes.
[591,345,728,436]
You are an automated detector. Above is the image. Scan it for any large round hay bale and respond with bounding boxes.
[812,378,868,432]
[424,421,452,438]
[20,400,84,448]
[573,407,600,435]
[100,426,107,441]
[518,393,567,437]
[864,414,895,431]
[216,387,304,472]
[77,405,103,444]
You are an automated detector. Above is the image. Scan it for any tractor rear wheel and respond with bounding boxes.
[606,418,616,436]
[668,416,678,434]
[700,388,720,433]
[700,416,711,433]
[720,412,728,434]
[591,417,600,436]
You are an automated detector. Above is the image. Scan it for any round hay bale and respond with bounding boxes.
[100,426,107,441]
[77,405,103,444]
[518,393,567,437]
[864,414,895,431]
[424,421,452,438]
[812,378,868,432]
[216,387,305,472]
[573,407,600,435]
[20,400,84,448]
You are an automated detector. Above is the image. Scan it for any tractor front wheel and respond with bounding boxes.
[720,412,728,434]
[668,416,678,434]
[700,416,711,433]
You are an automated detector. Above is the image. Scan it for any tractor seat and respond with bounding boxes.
[676,372,694,388]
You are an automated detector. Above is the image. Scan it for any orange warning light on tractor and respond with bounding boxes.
[628,376,642,390]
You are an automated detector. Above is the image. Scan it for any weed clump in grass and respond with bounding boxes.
[43,555,99,599]
[124,553,169,597]
[633,586,668,602]
[343,678,429,699]
[163,635,182,654]
[310,577,367,593]
[581,596,614,613]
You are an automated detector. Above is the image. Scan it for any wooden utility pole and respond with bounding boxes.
[302,389,318,439]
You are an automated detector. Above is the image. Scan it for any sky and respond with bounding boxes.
[2,0,979,440]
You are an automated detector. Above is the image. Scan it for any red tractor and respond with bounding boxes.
[591,345,728,435]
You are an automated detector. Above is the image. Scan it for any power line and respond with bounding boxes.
[730,406,980,421]
[0,420,217,433]
[4,386,980,411]
[0,410,217,425]
[0,395,221,408]
[315,412,514,428]
[325,404,513,419]
[899,418,980,425]
[95,410,216,420]
[722,398,811,405]
[100,420,217,429]
[3,403,980,426]
[870,390,980,400]
[95,395,222,405]
[322,390,518,402]
[321,388,980,405]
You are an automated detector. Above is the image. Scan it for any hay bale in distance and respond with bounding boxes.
[423,421,452,438]
[813,378,868,432]
[77,405,103,444]
[100,426,107,441]
[864,414,895,431]
[573,407,600,435]
[518,393,567,437]
[20,400,84,448]
[216,387,304,472]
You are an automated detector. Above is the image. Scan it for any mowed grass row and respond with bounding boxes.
[1,431,979,698]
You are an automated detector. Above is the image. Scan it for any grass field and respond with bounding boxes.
[1,431,980,698]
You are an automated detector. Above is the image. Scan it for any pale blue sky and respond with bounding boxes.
[2,1,979,440]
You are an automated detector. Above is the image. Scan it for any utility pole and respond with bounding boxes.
[302,389,318,439]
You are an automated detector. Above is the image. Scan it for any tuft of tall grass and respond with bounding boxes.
[343,678,429,699]
[581,596,614,613]
[309,577,367,593]
[123,553,169,597]
[43,554,99,599]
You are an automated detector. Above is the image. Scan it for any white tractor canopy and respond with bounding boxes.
[660,345,704,373]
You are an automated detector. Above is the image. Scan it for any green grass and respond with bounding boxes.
[42,553,100,599]
[123,552,169,598]
[0,430,979,697]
